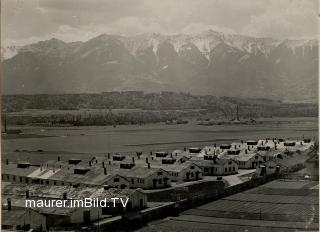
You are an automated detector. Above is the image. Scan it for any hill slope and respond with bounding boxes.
[2,30,318,101]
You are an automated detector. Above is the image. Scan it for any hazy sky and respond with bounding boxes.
[1,0,318,45]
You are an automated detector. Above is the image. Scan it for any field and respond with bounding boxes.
[1,117,318,164]
[137,177,319,232]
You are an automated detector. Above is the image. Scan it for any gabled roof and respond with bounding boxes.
[119,167,169,178]
[49,166,127,185]
[225,153,261,162]
[160,162,201,172]
[2,164,39,177]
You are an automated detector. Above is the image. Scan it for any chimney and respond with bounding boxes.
[151,157,154,160]
[214,144,216,148]
[150,151,153,156]
[213,155,217,164]
[245,149,248,154]
[89,161,92,167]
[234,145,236,149]
[170,153,173,158]
[26,190,30,199]
[63,192,67,200]
[7,198,11,211]
[108,153,110,159]
[132,157,135,163]
[5,159,8,165]
[104,168,107,175]
[184,147,187,151]
[241,140,243,144]
[148,163,150,169]
[146,157,148,163]
[58,156,61,162]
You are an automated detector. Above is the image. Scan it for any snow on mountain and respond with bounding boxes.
[2,30,318,101]
[1,45,20,60]
[282,39,317,56]
[2,30,314,60]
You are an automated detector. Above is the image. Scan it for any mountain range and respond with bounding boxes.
[1,30,318,101]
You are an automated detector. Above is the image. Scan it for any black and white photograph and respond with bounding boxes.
[1,0,318,231]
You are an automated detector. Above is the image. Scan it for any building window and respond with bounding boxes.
[46,181,49,185]
[7,175,9,180]
[41,180,44,184]
[158,179,162,184]
[131,179,134,184]
[26,178,29,183]
[225,168,227,172]
[114,178,120,182]
[13,176,16,181]
[53,181,56,185]
[158,172,163,176]
[190,166,194,169]
[20,177,23,182]
[233,167,235,171]
[62,182,64,186]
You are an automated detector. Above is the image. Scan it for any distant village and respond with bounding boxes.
[2,137,318,231]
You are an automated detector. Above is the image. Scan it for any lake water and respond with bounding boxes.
[2,117,318,162]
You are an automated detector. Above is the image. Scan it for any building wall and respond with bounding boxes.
[2,209,47,231]
[237,156,264,169]
[128,170,171,189]
[129,190,148,209]
[26,209,47,231]
[167,166,202,182]
[70,207,101,224]
[180,166,203,182]
[305,161,319,180]
[221,161,238,175]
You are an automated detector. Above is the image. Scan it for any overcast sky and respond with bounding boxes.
[1,0,318,45]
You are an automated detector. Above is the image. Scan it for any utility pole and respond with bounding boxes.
[2,110,7,133]
[4,113,7,133]
[236,105,240,121]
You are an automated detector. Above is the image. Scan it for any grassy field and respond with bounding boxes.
[2,117,317,164]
